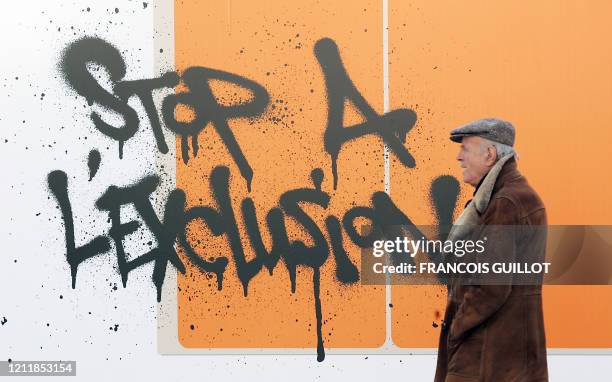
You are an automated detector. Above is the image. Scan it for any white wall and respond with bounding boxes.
[0,1,609,381]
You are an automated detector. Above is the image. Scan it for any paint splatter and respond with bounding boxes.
[87,149,101,181]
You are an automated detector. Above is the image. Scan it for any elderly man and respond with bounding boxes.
[434,118,549,382]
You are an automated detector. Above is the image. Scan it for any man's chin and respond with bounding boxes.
[462,175,477,187]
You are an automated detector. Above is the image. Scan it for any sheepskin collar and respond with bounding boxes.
[472,153,516,214]
[446,153,515,243]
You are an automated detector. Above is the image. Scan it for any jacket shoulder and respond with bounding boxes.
[490,176,546,223]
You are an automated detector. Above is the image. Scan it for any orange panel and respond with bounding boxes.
[174,0,386,351]
[389,0,612,348]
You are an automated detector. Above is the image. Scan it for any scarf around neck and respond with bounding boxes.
[446,153,515,244]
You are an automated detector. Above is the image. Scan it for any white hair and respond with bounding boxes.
[480,138,515,162]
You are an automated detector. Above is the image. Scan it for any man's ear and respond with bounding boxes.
[485,146,497,166]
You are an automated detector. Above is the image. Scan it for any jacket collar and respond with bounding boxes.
[448,154,520,242]
[472,154,517,214]
[492,156,521,195]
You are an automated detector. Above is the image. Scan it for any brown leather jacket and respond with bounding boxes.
[434,158,549,382]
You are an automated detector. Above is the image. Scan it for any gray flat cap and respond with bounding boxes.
[450,118,515,146]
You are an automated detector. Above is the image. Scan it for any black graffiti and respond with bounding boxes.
[54,35,455,362]
[60,37,140,158]
[95,176,188,302]
[382,175,460,286]
[315,38,417,189]
[87,149,101,181]
[61,37,269,191]
[47,164,459,361]
[61,37,418,191]
[47,171,111,288]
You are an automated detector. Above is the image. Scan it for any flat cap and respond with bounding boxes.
[450,118,515,146]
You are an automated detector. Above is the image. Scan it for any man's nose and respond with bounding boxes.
[456,150,462,161]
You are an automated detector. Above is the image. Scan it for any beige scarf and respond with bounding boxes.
[446,153,515,245]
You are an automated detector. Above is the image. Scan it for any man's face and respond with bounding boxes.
[456,136,494,187]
